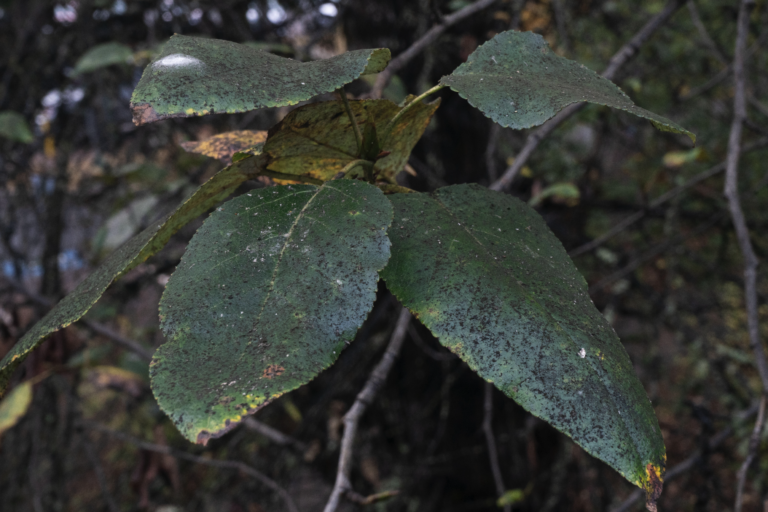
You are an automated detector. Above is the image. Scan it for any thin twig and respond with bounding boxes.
[81,433,120,512]
[568,137,768,258]
[483,381,510,512]
[611,404,759,512]
[686,0,728,65]
[370,0,498,99]
[242,416,308,452]
[87,422,299,512]
[323,307,412,512]
[723,0,768,396]
[2,276,154,361]
[587,213,723,293]
[489,0,684,192]
[735,396,767,512]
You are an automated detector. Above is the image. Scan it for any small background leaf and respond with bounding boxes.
[0,382,32,439]
[528,182,580,207]
[130,35,390,125]
[0,111,34,143]
[381,184,665,496]
[181,130,268,165]
[151,180,393,444]
[73,42,133,75]
[264,98,439,182]
[440,31,695,143]
[0,155,266,394]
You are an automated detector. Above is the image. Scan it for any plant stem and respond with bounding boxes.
[337,88,362,156]
[381,84,446,144]
[339,159,374,182]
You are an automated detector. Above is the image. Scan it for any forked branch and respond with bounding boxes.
[323,307,412,512]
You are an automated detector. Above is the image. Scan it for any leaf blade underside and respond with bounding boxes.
[130,35,390,125]
[0,155,266,394]
[264,98,439,182]
[151,180,393,444]
[380,184,665,501]
[440,30,695,143]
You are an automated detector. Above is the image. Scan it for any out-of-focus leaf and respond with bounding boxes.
[529,182,580,206]
[662,147,706,168]
[151,180,392,444]
[440,30,695,143]
[0,154,267,395]
[73,42,133,75]
[0,111,34,143]
[181,130,268,165]
[130,35,390,125]
[264,99,439,182]
[87,366,146,397]
[0,382,32,437]
[381,184,666,503]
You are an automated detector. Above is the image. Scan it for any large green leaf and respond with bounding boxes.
[380,184,665,504]
[264,99,439,182]
[151,180,392,444]
[0,155,266,394]
[130,35,391,125]
[440,30,695,143]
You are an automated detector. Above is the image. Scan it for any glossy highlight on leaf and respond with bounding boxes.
[380,184,665,496]
[440,31,695,143]
[130,35,390,125]
[181,130,268,165]
[151,180,393,444]
[264,98,439,182]
[0,155,266,394]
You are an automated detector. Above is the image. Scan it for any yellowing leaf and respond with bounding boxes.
[0,382,32,437]
[181,130,268,165]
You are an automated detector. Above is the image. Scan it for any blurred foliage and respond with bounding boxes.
[0,0,767,511]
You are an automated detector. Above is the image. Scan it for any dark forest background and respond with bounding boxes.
[1,0,767,511]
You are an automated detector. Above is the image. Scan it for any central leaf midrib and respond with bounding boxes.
[431,193,645,475]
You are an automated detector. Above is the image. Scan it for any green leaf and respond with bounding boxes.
[528,182,580,207]
[380,184,665,501]
[151,180,393,444]
[0,155,267,394]
[264,99,439,182]
[181,130,268,165]
[130,35,391,125]
[73,42,133,75]
[0,111,34,144]
[440,30,695,143]
[0,382,32,437]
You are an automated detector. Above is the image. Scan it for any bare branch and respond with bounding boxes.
[735,396,767,512]
[323,307,411,512]
[723,0,768,395]
[370,0,498,99]
[483,381,510,512]
[489,0,684,192]
[87,422,299,512]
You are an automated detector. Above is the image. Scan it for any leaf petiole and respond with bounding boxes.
[337,88,363,156]
[339,159,375,182]
[381,84,446,144]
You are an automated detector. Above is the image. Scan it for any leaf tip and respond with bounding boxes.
[362,48,391,75]
[642,461,664,511]
[131,102,162,125]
